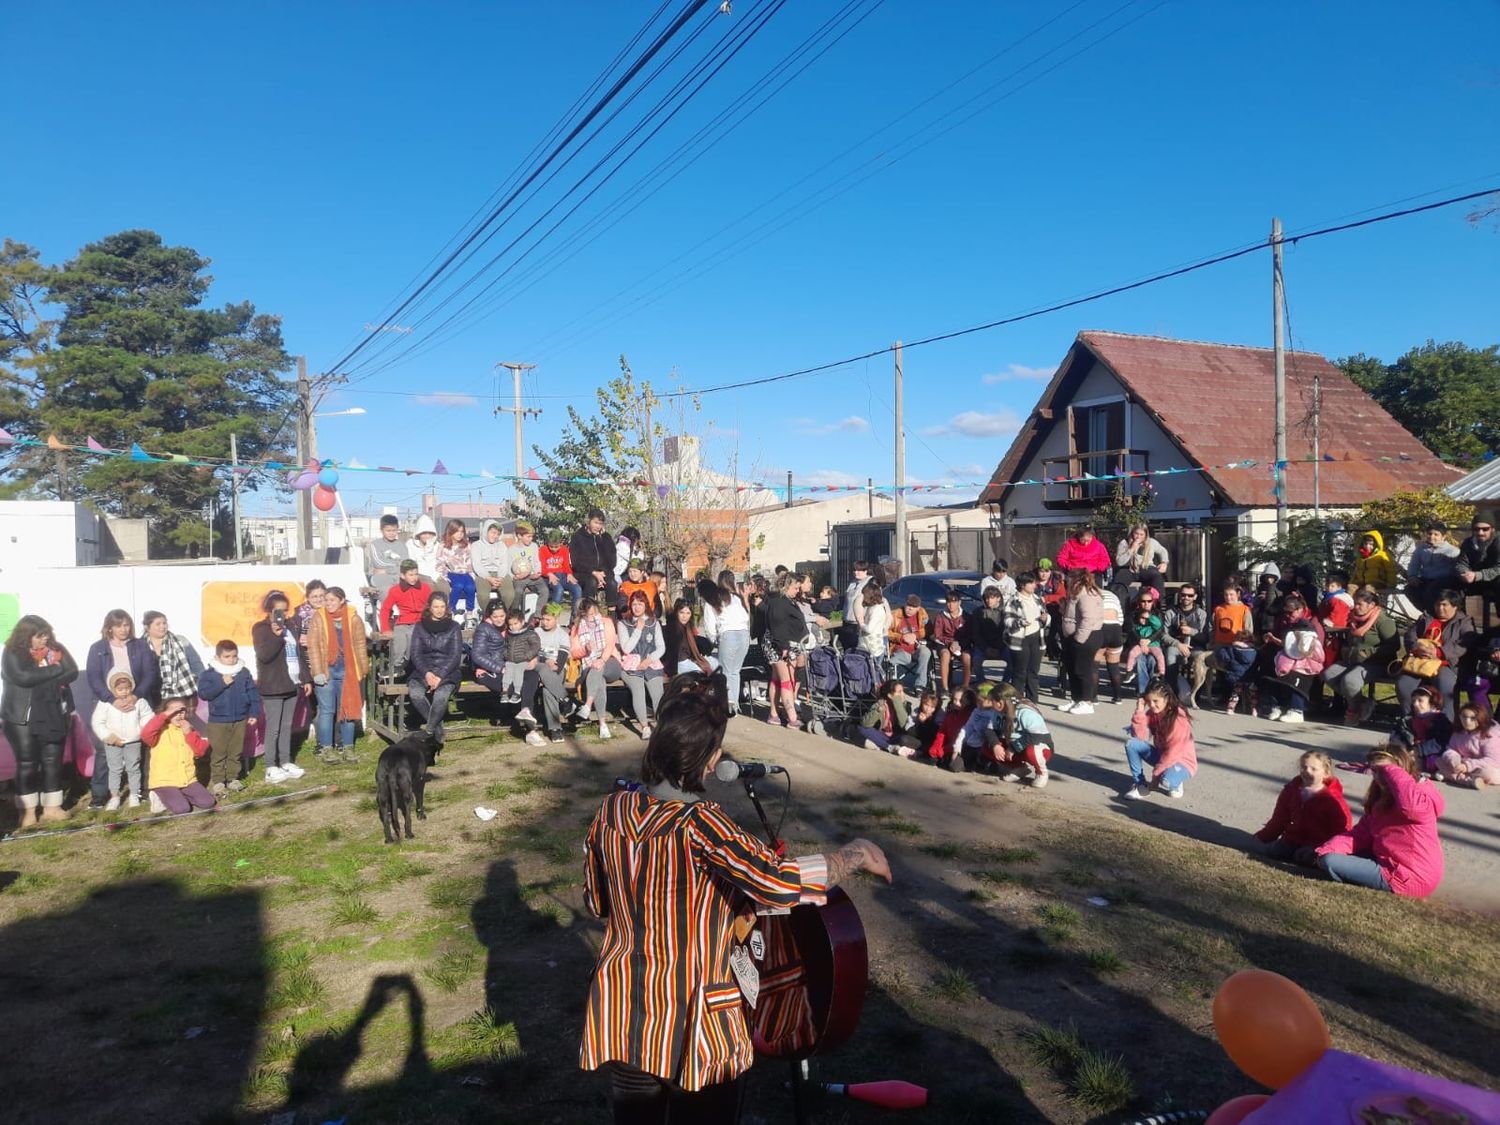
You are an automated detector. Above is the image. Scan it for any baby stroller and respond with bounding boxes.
[839,647,885,723]
[803,644,847,737]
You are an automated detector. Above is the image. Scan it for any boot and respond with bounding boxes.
[38,791,66,822]
[1108,665,1124,704]
[15,792,40,829]
[1246,687,1260,718]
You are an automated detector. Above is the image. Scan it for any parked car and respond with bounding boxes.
[882,571,983,619]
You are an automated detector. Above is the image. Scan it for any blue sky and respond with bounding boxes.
[5,1,1497,516]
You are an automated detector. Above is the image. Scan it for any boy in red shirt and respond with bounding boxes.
[540,528,582,610]
[378,560,431,676]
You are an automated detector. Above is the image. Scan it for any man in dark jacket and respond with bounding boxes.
[1457,512,1500,614]
[966,586,1006,682]
[570,509,618,608]
[1163,582,1211,706]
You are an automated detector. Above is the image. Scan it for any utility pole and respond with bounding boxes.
[1272,219,1287,538]
[205,499,214,559]
[494,361,539,507]
[1312,369,1322,519]
[296,356,313,555]
[230,432,243,560]
[894,340,906,578]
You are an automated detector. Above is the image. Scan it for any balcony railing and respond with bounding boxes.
[1040,448,1151,508]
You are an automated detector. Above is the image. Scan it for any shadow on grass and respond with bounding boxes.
[0,877,265,1123]
[286,973,434,1106]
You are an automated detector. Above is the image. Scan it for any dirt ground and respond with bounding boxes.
[0,715,1496,1125]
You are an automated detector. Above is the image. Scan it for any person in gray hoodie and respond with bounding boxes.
[366,514,407,598]
[405,514,448,595]
[471,519,510,610]
[1406,521,1461,612]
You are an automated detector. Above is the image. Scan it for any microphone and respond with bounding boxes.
[714,759,786,783]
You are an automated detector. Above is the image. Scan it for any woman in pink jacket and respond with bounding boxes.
[1121,679,1197,799]
[1056,525,1111,578]
[1316,744,1445,896]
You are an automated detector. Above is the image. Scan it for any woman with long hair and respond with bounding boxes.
[306,585,370,761]
[2,615,79,826]
[1059,569,1104,715]
[571,597,624,741]
[701,570,750,715]
[1121,678,1197,800]
[405,591,461,747]
[761,572,809,729]
[666,598,717,678]
[252,590,310,783]
[1316,744,1445,896]
[618,590,668,739]
[579,671,891,1123]
[141,610,201,706]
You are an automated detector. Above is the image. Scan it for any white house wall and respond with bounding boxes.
[1000,358,1217,522]
[748,495,897,570]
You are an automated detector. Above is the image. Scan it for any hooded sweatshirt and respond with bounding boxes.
[472,521,510,580]
[406,514,441,578]
[91,680,154,745]
[198,660,261,723]
[1407,538,1461,587]
[1130,706,1197,780]
[1350,530,1397,590]
[1255,776,1352,849]
[1316,764,1445,897]
[1445,724,1500,771]
[141,711,210,790]
[366,533,407,591]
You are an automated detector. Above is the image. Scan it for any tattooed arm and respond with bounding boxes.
[824,837,892,885]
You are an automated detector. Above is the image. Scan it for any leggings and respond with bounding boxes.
[447,573,477,613]
[262,694,297,768]
[153,782,217,815]
[1065,634,1102,702]
[607,1063,743,1125]
[2,721,65,796]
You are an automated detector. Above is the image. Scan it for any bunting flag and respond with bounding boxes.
[0,431,1475,497]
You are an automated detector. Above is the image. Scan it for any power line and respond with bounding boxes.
[647,187,1497,399]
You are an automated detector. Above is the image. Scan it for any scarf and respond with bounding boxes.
[579,614,606,668]
[1348,605,1381,638]
[153,632,197,699]
[320,605,364,721]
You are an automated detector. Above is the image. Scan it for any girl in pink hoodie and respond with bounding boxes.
[1439,701,1500,789]
[1316,744,1445,897]
[1121,680,1197,800]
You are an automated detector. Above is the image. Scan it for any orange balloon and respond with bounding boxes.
[1212,970,1329,1089]
[1205,1093,1271,1124]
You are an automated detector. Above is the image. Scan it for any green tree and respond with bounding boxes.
[18,230,293,554]
[1342,341,1500,463]
[0,239,55,493]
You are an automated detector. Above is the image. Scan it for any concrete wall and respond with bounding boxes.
[747,495,897,571]
[1000,358,1217,523]
[0,501,104,571]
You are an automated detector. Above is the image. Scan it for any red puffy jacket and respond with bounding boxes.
[1254,776,1352,848]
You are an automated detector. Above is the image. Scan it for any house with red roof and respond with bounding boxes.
[980,331,1459,581]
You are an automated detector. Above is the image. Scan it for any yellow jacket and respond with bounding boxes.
[1350,530,1397,591]
[142,713,207,790]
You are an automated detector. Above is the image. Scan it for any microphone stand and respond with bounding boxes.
[739,772,809,1125]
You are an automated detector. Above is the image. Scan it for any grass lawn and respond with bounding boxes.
[0,728,1496,1124]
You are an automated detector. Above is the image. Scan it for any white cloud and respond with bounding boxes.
[946,463,991,478]
[414,391,479,408]
[796,468,865,488]
[920,409,1023,439]
[981,363,1052,384]
[792,415,870,436]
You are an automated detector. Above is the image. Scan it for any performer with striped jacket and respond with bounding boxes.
[580,671,891,1123]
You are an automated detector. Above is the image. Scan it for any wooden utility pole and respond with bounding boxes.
[1272,219,1287,537]
[894,340,906,578]
[230,432,243,559]
[296,356,313,554]
[495,361,539,506]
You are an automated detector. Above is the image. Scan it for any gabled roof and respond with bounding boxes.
[981,331,1459,508]
[1445,457,1500,503]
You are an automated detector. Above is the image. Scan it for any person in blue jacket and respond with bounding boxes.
[197,640,260,795]
[85,609,159,808]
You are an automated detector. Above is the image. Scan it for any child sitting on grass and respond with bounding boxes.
[985,682,1054,787]
[927,687,976,772]
[858,680,918,758]
[1121,679,1197,800]
[956,683,1001,772]
[907,690,942,758]
[196,639,260,797]
[90,669,153,810]
[141,698,216,815]
[1316,743,1445,897]
[1253,750,1352,867]
[1438,701,1500,789]
[1393,686,1452,772]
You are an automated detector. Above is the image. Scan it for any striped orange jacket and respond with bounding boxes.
[579,788,828,1090]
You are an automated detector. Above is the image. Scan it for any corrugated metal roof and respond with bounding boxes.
[1445,457,1500,501]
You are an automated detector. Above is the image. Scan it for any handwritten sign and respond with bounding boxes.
[199,582,305,649]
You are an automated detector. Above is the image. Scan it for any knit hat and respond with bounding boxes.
[1037,557,1054,570]
[107,669,135,692]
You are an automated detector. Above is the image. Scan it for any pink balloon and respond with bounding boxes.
[312,485,337,512]
[292,471,318,490]
[1205,1094,1270,1125]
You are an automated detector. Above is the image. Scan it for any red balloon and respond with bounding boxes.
[1206,1094,1270,1124]
[1213,970,1329,1089]
[312,485,337,512]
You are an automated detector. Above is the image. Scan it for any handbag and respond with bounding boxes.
[1398,654,1444,678]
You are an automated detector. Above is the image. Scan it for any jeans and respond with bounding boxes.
[501,576,552,617]
[1124,736,1190,789]
[408,678,457,742]
[1263,838,1319,868]
[716,629,751,713]
[262,694,297,768]
[891,644,932,690]
[537,660,569,732]
[103,739,144,798]
[1318,852,1392,891]
[676,656,721,676]
[315,663,356,748]
[448,573,477,614]
[1005,634,1041,700]
[548,574,584,606]
[1132,652,1160,695]
[1271,680,1307,713]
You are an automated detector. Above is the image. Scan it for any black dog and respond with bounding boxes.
[375,732,440,844]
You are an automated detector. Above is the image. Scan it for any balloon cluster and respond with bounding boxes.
[287,459,340,512]
[1205,969,1331,1123]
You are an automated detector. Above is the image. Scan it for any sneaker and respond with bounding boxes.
[998,769,1024,783]
[1121,782,1149,800]
[515,707,536,724]
[313,745,334,764]
[341,746,360,765]
[1069,702,1095,715]
[576,704,593,722]
[89,795,108,810]
[148,792,165,814]
[212,782,228,797]
[283,762,306,779]
[862,739,883,752]
[524,730,547,747]
[598,722,612,740]
[1056,700,1076,712]
[1225,691,1240,713]
[640,724,653,740]
[548,731,564,744]
[265,766,288,784]
[1031,772,1049,789]
[896,745,916,759]
[126,793,141,809]
[1266,707,1284,722]
[1278,710,1305,724]
[104,794,122,812]
[1167,783,1185,799]
[227,779,245,793]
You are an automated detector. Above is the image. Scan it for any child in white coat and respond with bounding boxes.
[89,669,153,809]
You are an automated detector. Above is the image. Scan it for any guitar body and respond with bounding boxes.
[749,887,868,1059]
